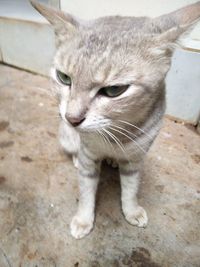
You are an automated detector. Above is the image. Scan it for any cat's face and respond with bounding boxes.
[51,26,170,132]
[31,1,200,133]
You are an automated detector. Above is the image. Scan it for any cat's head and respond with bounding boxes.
[31,1,200,132]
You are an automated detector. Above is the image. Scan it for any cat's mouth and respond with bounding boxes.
[63,119,92,133]
[61,112,111,134]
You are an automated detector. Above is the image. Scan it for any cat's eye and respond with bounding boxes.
[56,70,71,86]
[99,85,129,97]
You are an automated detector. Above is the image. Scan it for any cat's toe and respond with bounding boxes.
[70,216,93,239]
[124,206,148,228]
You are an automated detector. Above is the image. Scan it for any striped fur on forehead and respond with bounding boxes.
[53,27,173,92]
[55,40,143,88]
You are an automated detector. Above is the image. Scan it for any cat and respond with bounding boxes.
[31,0,200,239]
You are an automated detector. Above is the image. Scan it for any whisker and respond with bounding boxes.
[96,129,107,146]
[109,126,147,154]
[104,128,129,161]
[118,120,153,140]
[113,124,151,146]
[112,124,138,138]
[101,128,115,152]
[104,128,122,152]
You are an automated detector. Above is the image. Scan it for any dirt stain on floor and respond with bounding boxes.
[155,185,165,193]
[122,247,161,267]
[191,154,200,164]
[0,121,9,131]
[21,156,33,162]
[0,176,6,184]
[0,141,14,148]
[47,131,56,138]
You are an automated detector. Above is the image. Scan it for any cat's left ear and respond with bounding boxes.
[30,1,78,41]
[152,2,200,53]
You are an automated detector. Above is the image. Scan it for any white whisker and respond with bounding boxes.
[113,124,150,146]
[118,120,153,140]
[109,126,147,154]
[112,124,138,138]
[101,128,115,152]
[96,129,107,146]
[104,128,129,161]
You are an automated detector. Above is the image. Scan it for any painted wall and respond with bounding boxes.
[0,0,55,75]
[0,18,54,75]
[166,49,200,123]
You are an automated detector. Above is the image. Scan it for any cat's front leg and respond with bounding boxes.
[70,149,100,239]
[119,161,148,227]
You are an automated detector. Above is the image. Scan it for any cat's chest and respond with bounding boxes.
[80,133,139,161]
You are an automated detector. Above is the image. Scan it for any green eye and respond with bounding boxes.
[56,70,71,86]
[99,85,129,97]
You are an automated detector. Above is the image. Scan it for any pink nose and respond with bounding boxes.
[65,114,85,127]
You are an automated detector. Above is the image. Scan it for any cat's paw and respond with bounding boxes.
[124,206,148,228]
[70,215,94,239]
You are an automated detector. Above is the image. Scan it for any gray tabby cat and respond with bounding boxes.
[31,0,200,239]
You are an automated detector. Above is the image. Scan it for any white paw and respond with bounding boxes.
[124,206,148,228]
[106,158,118,168]
[72,155,79,169]
[70,215,94,239]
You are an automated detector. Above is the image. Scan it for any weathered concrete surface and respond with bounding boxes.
[0,64,200,267]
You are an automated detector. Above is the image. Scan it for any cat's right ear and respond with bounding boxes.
[150,2,200,57]
[153,2,200,45]
[30,1,78,40]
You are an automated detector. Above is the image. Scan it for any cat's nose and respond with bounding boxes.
[65,114,85,127]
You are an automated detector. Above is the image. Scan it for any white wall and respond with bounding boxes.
[166,49,200,124]
[0,18,54,75]
[0,0,55,75]
[61,0,200,50]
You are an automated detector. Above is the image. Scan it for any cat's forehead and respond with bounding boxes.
[55,16,157,85]
[61,16,151,56]
[57,25,147,78]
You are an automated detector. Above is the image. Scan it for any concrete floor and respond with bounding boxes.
[0,64,200,267]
